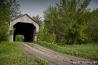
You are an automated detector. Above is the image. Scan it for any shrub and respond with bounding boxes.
[38,28,56,43]
[15,35,24,41]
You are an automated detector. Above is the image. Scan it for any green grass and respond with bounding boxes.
[37,41,98,60]
[0,41,49,65]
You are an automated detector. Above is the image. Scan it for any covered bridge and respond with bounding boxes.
[9,14,39,42]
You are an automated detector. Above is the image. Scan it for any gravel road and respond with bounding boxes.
[20,43,98,65]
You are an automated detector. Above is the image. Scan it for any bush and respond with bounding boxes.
[38,28,56,43]
[0,25,9,41]
[16,35,24,41]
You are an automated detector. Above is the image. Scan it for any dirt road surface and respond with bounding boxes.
[20,43,98,65]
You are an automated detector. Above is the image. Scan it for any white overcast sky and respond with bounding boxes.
[19,0,98,18]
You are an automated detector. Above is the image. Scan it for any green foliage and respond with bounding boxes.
[0,42,49,65]
[37,41,98,60]
[86,9,98,42]
[0,0,20,41]
[0,25,9,41]
[38,28,56,43]
[0,0,11,41]
[43,0,98,44]
[15,35,24,41]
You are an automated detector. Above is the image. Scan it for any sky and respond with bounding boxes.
[88,0,98,10]
[19,0,98,18]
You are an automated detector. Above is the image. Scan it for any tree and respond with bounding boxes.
[11,0,20,19]
[33,15,43,27]
[0,0,20,41]
[86,9,98,42]
[44,0,92,44]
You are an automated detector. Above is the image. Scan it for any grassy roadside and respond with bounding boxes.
[0,41,49,65]
[37,41,98,60]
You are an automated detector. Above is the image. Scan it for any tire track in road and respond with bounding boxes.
[20,43,98,65]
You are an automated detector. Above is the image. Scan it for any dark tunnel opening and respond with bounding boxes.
[13,22,36,42]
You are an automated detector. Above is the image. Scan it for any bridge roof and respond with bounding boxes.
[10,14,39,32]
